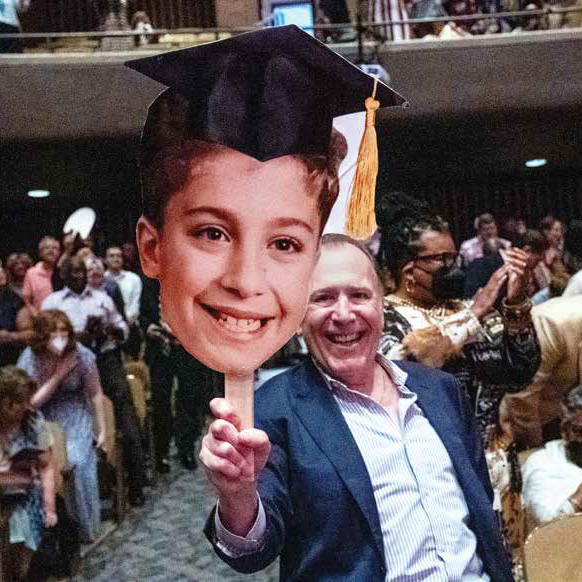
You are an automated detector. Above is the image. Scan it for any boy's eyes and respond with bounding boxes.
[191,228,302,253]
[270,238,302,253]
[192,227,229,242]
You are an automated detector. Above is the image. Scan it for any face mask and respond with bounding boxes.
[430,265,466,300]
[49,336,68,355]
[416,264,466,301]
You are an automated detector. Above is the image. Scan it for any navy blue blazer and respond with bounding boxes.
[205,359,514,582]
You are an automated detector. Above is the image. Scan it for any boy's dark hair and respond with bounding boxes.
[138,91,348,234]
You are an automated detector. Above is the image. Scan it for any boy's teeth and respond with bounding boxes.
[215,311,262,333]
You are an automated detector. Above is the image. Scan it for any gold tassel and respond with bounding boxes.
[345,77,380,240]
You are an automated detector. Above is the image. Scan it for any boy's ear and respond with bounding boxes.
[136,216,161,278]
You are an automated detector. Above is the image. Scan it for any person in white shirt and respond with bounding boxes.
[0,0,30,53]
[104,246,142,324]
[522,384,582,525]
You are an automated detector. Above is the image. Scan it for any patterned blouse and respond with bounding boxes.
[380,296,541,448]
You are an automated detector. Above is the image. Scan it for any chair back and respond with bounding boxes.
[124,361,151,395]
[102,396,117,467]
[45,422,68,496]
[523,512,582,581]
[126,374,147,428]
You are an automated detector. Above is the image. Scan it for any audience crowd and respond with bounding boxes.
[0,234,216,580]
[1,205,582,580]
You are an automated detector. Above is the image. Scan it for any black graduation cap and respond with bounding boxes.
[125,25,407,164]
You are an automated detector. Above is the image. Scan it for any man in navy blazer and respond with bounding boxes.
[201,234,513,582]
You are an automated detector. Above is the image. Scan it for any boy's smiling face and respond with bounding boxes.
[138,148,321,375]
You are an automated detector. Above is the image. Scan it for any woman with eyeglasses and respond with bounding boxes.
[377,193,540,566]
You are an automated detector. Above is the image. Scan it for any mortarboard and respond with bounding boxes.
[126,25,407,238]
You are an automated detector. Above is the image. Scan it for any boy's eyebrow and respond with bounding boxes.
[184,206,314,234]
[270,217,314,235]
[184,206,235,222]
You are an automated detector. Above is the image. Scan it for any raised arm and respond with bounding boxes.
[29,352,77,408]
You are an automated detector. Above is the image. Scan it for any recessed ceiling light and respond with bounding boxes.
[525,159,547,168]
[27,190,50,198]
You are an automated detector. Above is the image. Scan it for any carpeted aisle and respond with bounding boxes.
[77,465,279,582]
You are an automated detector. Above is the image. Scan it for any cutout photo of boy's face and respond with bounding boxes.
[137,147,321,375]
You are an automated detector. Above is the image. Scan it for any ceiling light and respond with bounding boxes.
[27,190,50,198]
[525,159,547,168]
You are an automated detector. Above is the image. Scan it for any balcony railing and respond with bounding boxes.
[1,6,581,55]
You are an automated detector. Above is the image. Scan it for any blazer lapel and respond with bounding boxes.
[409,376,475,480]
[291,361,385,566]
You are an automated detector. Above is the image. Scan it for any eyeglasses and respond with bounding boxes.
[415,252,459,268]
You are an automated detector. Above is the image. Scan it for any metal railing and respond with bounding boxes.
[0,7,580,53]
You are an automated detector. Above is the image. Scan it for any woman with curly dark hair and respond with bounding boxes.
[377,192,541,566]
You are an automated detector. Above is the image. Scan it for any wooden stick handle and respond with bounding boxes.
[225,372,255,481]
[224,372,254,430]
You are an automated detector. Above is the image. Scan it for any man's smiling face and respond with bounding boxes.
[301,243,384,386]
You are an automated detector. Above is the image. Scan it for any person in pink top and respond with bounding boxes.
[22,237,61,316]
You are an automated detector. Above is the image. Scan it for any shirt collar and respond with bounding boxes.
[106,270,125,280]
[313,352,411,396]
[63,286,93,299]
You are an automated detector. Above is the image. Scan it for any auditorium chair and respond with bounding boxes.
[523,513,582,581]
[45,422,76,508]
[101,396,126,523]
[124,361,157,485]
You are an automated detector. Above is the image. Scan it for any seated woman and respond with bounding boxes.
[17,310,105,543]
[377,192,541,562]
[0,366,57,581]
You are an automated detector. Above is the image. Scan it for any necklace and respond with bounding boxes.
[386,294,460,320]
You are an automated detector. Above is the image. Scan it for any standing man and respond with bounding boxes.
[4,252,32,298]
[105,245,143,359]
[22,236,61,316]
[105,246,142,325]
[0,278,30,367]
[459,213,511,268]
[42,256,147,506]
[201,234,512,581]
[140,276,210,473]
